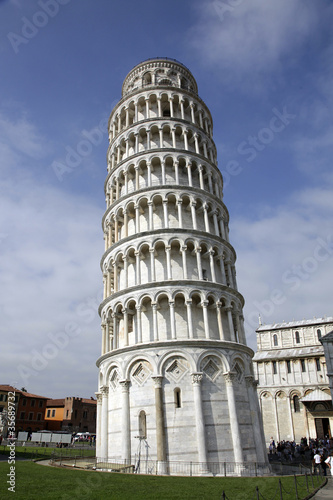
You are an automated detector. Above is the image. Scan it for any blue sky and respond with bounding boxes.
[1,0,332,399]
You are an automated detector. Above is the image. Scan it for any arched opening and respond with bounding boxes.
[273,334,278,347]
[174,388,181,408]
[295,331,300,344]
[293,395,300,413]
[138,410,147,438]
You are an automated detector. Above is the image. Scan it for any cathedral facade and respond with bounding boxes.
[96,58,268,474]
[253,317,333,445]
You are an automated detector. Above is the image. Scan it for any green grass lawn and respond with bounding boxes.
[0,461,326,500]
[0,444,95,460]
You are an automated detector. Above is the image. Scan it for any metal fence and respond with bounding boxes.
[92,458,272,476]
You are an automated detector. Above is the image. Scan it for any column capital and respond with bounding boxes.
[185,299,192,306]
[119,380,130,392]
[100,385,109,396]
[201,300,209,308]
[95,392,103,404]
[169,300,175,308]
[223,371,236,385]
[152,375,163,388]
[191,373,203,385]
[245,375,255,388]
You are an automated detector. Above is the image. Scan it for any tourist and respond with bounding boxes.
[325,452,333,477]
[313,450,322,474]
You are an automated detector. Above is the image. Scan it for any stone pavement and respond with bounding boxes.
[312,477,333,499]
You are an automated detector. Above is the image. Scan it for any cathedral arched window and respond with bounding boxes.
[293,395,300,413]
[295,331,300,344]
[317,329,322,341]
[273,334,278,346]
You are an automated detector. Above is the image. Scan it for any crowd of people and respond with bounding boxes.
[268,436,333,476]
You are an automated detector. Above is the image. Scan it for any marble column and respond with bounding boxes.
[96,392,102,455]
[191,373,209,472]
[152,376,167,474]
[245,376,267,464]
[224,372,244,465]
[100,385,109,460]
[120,380,131,463]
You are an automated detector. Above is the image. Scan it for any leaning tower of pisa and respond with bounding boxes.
[96,58,268,474]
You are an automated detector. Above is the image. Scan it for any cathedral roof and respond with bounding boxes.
[253,345,324,361]
[257,317,333,332]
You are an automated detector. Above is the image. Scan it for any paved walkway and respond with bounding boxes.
[312,477,333,499]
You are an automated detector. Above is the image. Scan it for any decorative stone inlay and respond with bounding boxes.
[232,362,243,383]
[110,369,119,390]
[165,358,188,382]
[131,361,151,386]
[202,358,220,381]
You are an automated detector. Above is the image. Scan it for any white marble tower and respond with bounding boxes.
[96,58,268,474]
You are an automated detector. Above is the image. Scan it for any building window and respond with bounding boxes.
[272,361,277,375]
[293,395,300,413]
[30,399,35,407]
[138,410,147,438]
[20,412,25,419]
[286,360,291,373]
[22,398,27,406]
[39,400,44,408]
[315,358,321,371]
[0,395,3,401]
[301,360,306,372]
[83,411,87,419]
[47,409,51,418]
[295,331,300,344]
[66,410,69,418]
[317,329,322,341]
[52,409,55,417]
[174,388,181,408]
[37,413,42,421]
[74,410,78,418]
[28,412,33,421]
[273,334,278,346]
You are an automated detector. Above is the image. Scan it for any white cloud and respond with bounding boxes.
[188,0,325,88]
[0,111,48,159]
[0,111,104,398]
[232,184,333,348]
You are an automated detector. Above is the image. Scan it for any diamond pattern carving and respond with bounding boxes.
[110,369,119,390]
[203,359,220,381]
[233,362,243,383]
[165,359,188,382]
[132,362,151,386]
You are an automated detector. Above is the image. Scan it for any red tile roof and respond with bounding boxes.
[0,385,48,399]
